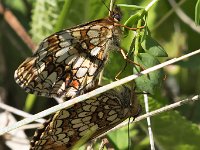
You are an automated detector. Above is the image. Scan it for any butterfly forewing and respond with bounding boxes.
[30,87,141,150]
[14,13,121,99]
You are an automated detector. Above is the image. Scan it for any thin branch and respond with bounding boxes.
[109,0,115,15]
[168,0,200,33]
[0,3,36,51]
[0,48,200,135]
[152,0,186,31]
[144,94,155,150]
[3,28,28,57]
[145,0,159,12]
[0,102,45,123]
[17,123,42,130]
[3,133,29,145]
[98,94,200,138]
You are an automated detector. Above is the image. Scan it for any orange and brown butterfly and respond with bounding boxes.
[14,6,124,99]
[30,86,141,150]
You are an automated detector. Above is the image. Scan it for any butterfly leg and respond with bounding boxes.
[119,48,144,70]
[114,62,128,80]
[115,23,145,31]
[115,48,145,80]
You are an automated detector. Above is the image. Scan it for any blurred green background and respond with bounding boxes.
[0,0,200,150]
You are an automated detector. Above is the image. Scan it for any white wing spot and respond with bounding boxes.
[91,47,101,56]
[76,67,88,78]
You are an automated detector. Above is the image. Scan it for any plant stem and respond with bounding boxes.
[54,0,72,32]
[134,19,142,55]
[1,48,200,135]
[145,0,159,12]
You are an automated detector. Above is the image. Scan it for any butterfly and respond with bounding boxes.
[14,6,123,99]
[30,86,141,150]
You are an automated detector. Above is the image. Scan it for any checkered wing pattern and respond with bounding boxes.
[30,87,141,150]
[14,10,121,99]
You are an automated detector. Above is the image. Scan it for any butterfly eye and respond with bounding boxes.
[111,6,122,22]
[113,13,121,22]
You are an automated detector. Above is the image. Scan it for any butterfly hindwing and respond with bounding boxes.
[30,87,141,150]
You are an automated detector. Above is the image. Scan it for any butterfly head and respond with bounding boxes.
[110,6,122,22]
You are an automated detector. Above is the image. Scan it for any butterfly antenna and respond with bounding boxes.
[101,0,116,15]
[109,0,116,14]
[101,0,108,8]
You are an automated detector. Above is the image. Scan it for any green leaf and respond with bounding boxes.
[123,11,142,35]
[139,96,200,150]
[86,0,107,20]
[30,0,65,43]
[195,0,200,25]
[108,124,138,149]
[55,0,72,32]
[117,4,144,10]
[24,94,36,112]
[124,12,141,27]
[141,35,168,57]
[133,53,164,94]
